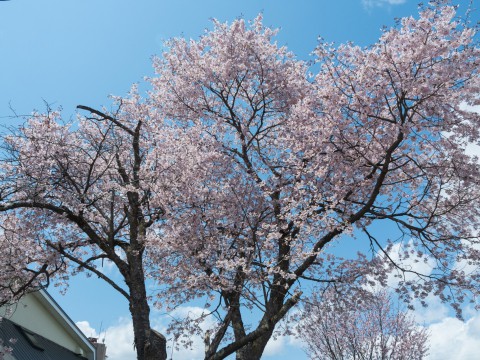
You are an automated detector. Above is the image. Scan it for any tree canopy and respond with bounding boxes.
[0,2,478,359]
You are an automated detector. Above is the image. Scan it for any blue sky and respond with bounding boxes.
[1,1,479,359]
[1,0,457,121]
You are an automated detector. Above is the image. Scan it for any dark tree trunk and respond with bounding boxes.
[235,331,273,360]
[128,255,167,360]
[234,285,287,360]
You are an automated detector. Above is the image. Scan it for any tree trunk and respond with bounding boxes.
[234,289,286,360]
[128,257,167,360]
[235,331,273,360]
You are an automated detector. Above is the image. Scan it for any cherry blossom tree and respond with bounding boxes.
[0,95,222,359]
[298,289,429,360]
[0,1,478,360]
[148,2,480,359]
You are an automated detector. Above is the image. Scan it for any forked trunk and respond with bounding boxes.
[234,289,287,360]
[235,331,273,360]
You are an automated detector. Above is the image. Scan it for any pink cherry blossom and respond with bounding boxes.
[0,2,478,360]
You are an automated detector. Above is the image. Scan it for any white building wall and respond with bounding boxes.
[0,292,93,358]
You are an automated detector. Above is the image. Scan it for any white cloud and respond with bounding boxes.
[460,104,480,114]
[264,335,286,356]
[264,333,304,358]
[101,320,136,360]
[76,302,480,360]
[460,104,480,159]
[363,240,435,293]
[362,0,406,8]
[76,318,135,360]
[411,295,450,324]
[426,314,480,360]
[385,242,435,286]
[77,307,216,360]
[420,102,480,360]
[76,305,306,360]
[365,241,480,358]
[75,320,98,338]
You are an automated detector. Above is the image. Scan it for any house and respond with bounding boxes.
[0,289,105,360]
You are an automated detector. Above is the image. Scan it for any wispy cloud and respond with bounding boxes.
[362,0,407,9]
